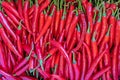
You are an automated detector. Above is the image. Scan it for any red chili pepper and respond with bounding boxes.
[91,66,111,80]
[81,47,87,80]
[73,13,87,51]
[86,2,93,33]
[115,20,120,45]
[35,10,54,43]
[38,0,44,5]
[0,11,16,40]
[66,12,78,47]
[91,32,98,59]
[18,0,23,19]
[14,64,29,76]
[85,47,108,80]
[20,76,37,80]
[72,52,80,80]
[0,24,21,58]
[39,0,51,13]
[12,44,34,73]
[112,45,119,80]
[83,42,92,68]
[109,13,116,48]
[39,12,45,32]
[17,35,23,56]
[65,5,74,36]
[51,74,65,80]
[98,8,108,45]
[2,1,21,19]
[32,1,39,33]
[0,42,8,71]
[50,40,70,65]
[23,1,32,34]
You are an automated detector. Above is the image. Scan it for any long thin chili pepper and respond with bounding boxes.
[2,1,21,19]
[0,24,21,58]
[39,11,45,32]
[35,10,54,43]
[18,0,23,19]
[85,47,108,80]
[91,66,111,80]
[0,11,16,40]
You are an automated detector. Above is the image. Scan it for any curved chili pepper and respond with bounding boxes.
[98,7,108,45]
[83,42,92,68]
[0,42,8,71]
[51,74,65,80]
[73,13,87,51]
[66,12,78,47]
[35,10,54,43]
[50,40,70,65]
[0,11,16,40]
[2,1,21,19]
[39,0,51,13]
[0,24,21,58]
[85,47,108,80]
[20,76,37,80]
[81,47,87,80]
[92,66,111,80]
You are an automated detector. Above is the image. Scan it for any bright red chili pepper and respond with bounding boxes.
[0,11,17,40]
[2,1,21,19]
[0,24,21,58]
[18,0,23,19]
[112,45,119,80]
[39,12,45,32]
[115,20,120,45]
[85,47,108,80]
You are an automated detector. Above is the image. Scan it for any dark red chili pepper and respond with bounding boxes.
[20,76,37,80]
[0,11,16,40]
[0,24,21,58]
[85,47,108,80]
[0,42,8,71]
[18,0,23,19]
[2,1,21,19]
[91,32,98,59]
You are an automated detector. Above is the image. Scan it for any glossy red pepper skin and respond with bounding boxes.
[35,15,53,43]
[85,48,108,80]
[115,20,120,45]
[0,11,16,40]
[0,24,21,58]
[39,12,45,32]
[0,42,8,71]
[18,0,23,19]
[2,1,21,19]
[112,45,119,80]
[86,2,93,33]
[109,15,116,48]
[23,1,32,34]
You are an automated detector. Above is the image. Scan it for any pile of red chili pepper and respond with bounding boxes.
[0,0,120,80]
